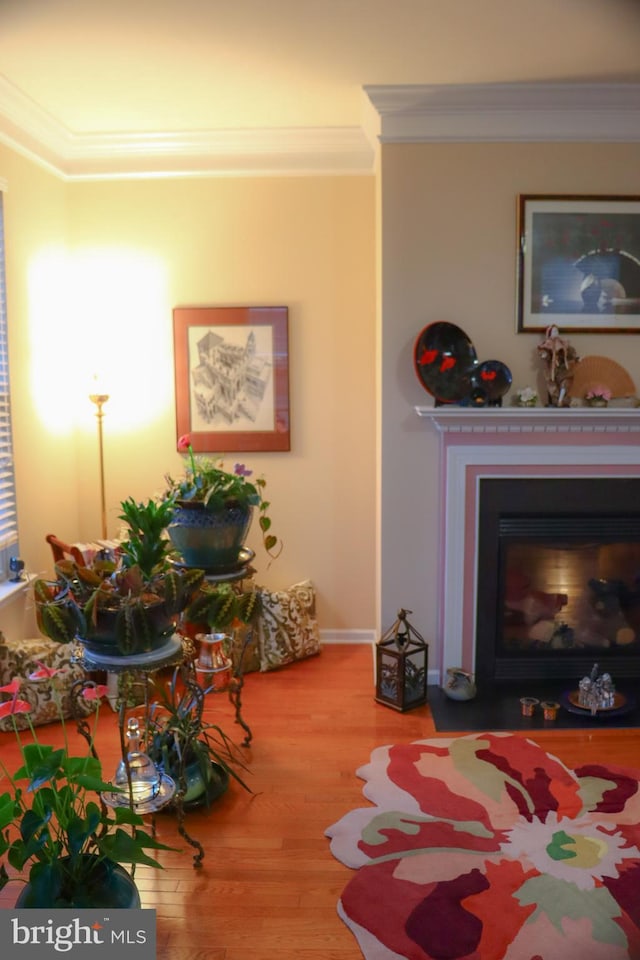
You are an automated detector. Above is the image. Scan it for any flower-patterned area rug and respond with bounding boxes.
[325,733,640,960]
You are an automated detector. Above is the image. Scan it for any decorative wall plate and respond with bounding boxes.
[570,355,636,400]
[470,359,512,403]
[413,322,478,403]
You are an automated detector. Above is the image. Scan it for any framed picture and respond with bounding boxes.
[173,305,290,452]
[516,195,640,333]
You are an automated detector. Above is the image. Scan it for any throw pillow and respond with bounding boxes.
[0,637,92,730]
[258,579,321,672]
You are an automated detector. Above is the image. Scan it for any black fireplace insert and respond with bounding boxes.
[475,476,640,685]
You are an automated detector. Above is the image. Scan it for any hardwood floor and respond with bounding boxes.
[1,643,640,958]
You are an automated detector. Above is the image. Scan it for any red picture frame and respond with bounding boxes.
[173,306,290,453]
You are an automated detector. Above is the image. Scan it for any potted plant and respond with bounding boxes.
[144,666,252,809]
[118,494,176,577]
[515,386,538,408]
[33,497,205,657]
[585,385,612,407]
[181,580,262,688]
[163,433,282,570]
[0,668,174,907]
[184,580,261,635]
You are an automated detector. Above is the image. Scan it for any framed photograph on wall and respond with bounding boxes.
[173,305,290,452]
[516,195,640,333]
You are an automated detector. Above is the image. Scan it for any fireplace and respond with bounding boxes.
[416,406,640,687]
[475,476,640,684]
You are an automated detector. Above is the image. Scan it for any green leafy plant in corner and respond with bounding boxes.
[0,669,175,906]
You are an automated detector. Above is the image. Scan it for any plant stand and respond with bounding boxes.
[181,563,258,746]
[227,626,255,746]
[74,635,208,868]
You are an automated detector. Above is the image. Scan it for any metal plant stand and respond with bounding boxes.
[76,635,208,867]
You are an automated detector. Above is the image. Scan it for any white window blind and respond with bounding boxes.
[0,193,18,574]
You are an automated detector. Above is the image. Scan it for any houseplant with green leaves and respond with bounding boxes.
[33,497,205,657]
[0,668,174,907]
[144,666,252,809]
[163,433,282,570]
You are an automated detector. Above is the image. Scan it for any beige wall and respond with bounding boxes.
[0,147,377,634]
[5,135,640,651]
[380,141,640,671]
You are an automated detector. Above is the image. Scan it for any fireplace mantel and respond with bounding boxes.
[415,405,640,435]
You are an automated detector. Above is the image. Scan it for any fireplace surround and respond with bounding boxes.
[417,406,640,689]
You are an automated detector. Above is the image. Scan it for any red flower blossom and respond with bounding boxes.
[28,662,62,681]
[0,678,21,695]
[0,698,31,718]
[81,684,109,701]
[177,433,191,452]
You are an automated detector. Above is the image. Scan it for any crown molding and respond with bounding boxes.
[0,75,374,180]
[365,82,640,143]
[1,77,639,179]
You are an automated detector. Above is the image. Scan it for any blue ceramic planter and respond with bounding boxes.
[168,500,253,572]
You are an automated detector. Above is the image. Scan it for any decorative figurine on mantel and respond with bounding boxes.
[537,325,579,407]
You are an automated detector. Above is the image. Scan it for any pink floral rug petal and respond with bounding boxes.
[326,733,640,960]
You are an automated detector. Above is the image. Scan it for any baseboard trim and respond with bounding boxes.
[319,632,442,689]
[320,629,376,645]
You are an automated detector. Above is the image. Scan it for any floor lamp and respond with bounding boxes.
[89,389,109,539]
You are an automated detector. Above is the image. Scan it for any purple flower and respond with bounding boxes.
[234,463,253,478]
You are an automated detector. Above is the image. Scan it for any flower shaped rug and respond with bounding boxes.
[325,733,640,960]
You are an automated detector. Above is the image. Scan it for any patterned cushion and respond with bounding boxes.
[230,622,261,675]
[258,579,321,672]
[0,637,92,730]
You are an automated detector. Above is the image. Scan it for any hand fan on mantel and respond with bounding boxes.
[570,355,636,399]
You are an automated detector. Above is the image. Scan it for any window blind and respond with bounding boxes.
[0,193,18,575]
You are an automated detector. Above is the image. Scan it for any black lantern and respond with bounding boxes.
[375,608,428,711]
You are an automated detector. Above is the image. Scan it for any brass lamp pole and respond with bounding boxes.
[89,391,109,539]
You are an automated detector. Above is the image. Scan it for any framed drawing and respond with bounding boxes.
[173,306,290,452]
[516,195,640,333]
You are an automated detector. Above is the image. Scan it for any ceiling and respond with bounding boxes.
[1,0,640,179]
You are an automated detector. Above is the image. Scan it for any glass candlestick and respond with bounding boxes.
[113,717,161,805]
[102,714,175,815]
